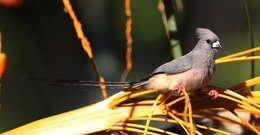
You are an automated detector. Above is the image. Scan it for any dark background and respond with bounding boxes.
[0,0,259,132]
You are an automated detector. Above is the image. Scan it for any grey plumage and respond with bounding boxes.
[151,55,193,75]
[151,28,219,75]
[196,28,219,41]
[130,55,193,88]
[131,28,221,92]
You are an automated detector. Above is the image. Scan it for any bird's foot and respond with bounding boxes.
[208,89,219,99]
[171,85,186,96]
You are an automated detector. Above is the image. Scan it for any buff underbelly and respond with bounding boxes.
[144,70,208,92]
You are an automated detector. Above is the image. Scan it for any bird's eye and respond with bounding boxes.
[206,39,212,44]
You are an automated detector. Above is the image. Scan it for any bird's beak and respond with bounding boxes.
[212,41,222,48]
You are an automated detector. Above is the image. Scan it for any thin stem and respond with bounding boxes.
[0,32,2,112]
[0,32,2,53]
[121,0,133,81]
[62,0,108,98]
[160,0,182,58]
[242,0,255,90]
[216,47,260,60]
[144,94,163,135]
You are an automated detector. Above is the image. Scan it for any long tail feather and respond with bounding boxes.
[30,77,149,88]
[50,79,132,87]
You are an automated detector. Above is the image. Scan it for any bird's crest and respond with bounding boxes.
[196,28,219,40]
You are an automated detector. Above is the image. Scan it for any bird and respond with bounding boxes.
[52,28,222,98]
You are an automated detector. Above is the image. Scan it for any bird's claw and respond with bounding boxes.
[171,85,186,96]
[208,89,219,99]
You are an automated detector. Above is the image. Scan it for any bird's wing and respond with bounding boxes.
[131,55,193,88]
[151,54,193,76]
[63,55,192,88]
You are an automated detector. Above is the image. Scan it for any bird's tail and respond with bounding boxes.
[30,77,149,89]
[51,79,132,88]
[52,79,150,89]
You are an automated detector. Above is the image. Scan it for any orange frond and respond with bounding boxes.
[217,47,260,60]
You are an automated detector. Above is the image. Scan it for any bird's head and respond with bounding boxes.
[195,28,222,52]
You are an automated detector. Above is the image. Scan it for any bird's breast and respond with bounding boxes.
[171,68,210,91]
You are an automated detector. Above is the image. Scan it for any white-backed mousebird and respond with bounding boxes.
[51,28,222,98]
